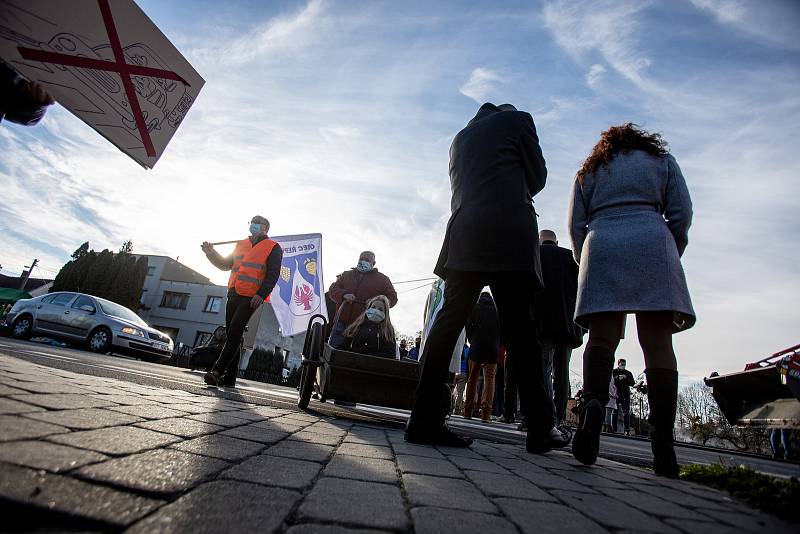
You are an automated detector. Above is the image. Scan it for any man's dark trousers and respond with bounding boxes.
[211,293,255,386]
[409,270,554,440]
[503,356,518,420]
[612,394,631,432]
[552,343,572,425]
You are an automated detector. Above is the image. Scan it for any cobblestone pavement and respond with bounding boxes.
[0,355,794,533]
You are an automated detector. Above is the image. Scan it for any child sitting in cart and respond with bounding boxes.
[334,295,398,359]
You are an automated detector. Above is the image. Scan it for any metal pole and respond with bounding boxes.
[19,258,37,290]
[208,240,240,246]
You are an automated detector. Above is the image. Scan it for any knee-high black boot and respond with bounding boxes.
[572,346,614,465]
[646,368,680,478]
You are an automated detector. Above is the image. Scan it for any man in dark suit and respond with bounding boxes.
[405,103,567,452]
[535,229,584,426]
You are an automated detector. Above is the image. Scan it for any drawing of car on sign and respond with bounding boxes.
[41,33,194,139]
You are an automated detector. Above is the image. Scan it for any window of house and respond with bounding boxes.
[194,331,213,347]
[160,292,189,310]
[203,296,222,313]
[146,266,156,276]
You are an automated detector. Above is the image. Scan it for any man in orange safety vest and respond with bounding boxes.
[200,215,283,387]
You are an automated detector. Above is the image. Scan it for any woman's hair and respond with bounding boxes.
[576,123,669,184]
[343,295,396,344]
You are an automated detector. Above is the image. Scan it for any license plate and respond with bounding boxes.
[154,342,169,351]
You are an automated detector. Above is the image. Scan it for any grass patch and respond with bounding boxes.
[681,463,800,523]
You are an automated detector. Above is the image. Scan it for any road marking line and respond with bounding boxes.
[20,351,78,361]
[230,384,297,399]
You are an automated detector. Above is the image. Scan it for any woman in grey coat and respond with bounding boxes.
[568,123,694,477]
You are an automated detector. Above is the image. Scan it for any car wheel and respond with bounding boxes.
[11,315,33,340]
[87,327,112,354]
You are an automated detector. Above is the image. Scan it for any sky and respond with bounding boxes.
[1,0,798,385]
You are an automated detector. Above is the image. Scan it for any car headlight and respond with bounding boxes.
[121,326,146,337]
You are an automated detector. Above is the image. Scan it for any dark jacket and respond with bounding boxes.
[534,242,584,347]
[466,294,501,364]
[328,268,398,325]
[434,103,547,284]
[613,368,636,399]
[336,322,395,359]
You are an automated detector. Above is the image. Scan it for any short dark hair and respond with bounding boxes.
[251,215,270,232]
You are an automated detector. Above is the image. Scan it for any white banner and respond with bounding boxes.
[420,278,464,371]
[269,233,326,337]
[0,0,205,168]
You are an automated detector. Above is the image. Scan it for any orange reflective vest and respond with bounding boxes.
[227,237,279,299]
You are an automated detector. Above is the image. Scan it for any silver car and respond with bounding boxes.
[3,292,174,361]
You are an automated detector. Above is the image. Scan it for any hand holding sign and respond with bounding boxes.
[0,0,205,168]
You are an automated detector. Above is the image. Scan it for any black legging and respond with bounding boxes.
[587,311,676,371]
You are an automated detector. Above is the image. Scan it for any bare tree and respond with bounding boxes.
[677,382,770,453]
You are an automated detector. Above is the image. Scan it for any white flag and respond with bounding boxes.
[269,233,326,337]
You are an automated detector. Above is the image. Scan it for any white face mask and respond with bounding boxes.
[365,307,385,323]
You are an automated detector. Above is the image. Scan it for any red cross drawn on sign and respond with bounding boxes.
[17,0,190,158]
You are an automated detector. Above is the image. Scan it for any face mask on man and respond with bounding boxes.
[365,307,385,323]
[356,260,372,272]
[619,363,626,369]
[249,223,262,236]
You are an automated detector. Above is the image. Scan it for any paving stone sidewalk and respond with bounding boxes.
[0,354,794,533]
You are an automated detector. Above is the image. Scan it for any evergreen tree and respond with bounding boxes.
[71,242,89,260]
[50,260,75,292]
[83,249,114,298]
[109,254,134,307]
[130,256,149,309]
[51,243,148,310]
[73,251,98,292]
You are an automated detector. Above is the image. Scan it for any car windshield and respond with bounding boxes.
[97,299,148,328]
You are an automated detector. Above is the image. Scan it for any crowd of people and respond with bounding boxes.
[196,102,694,479]
[401,103,694,480]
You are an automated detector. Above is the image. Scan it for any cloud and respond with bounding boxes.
[191,0,327,67]
[585,63,606,88]
[690,0,800,51]
[543,0,654,90]
[459,67,502,103]
[540,0,800,382]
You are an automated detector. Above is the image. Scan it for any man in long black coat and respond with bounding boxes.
[534,230,584,426]
[405,102,566,452]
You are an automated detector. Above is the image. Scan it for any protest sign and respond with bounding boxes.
[270,233,326,337]
[0,0,205,168]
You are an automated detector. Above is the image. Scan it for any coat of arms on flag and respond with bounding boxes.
[270,234,326,336]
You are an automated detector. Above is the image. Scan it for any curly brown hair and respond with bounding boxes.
[576,123,669,184]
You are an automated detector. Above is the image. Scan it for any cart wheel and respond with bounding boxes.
[298,322,324,409]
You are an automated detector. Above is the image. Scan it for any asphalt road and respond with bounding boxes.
[1,336,798,479]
